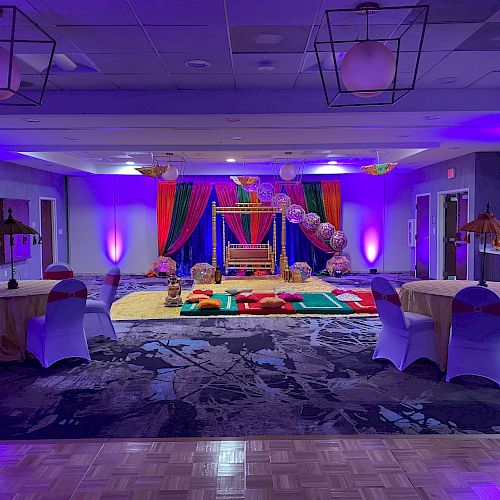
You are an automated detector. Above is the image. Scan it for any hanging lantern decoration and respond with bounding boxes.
[256,182,274,202]
[137,153,186,181]
[302,212,321,232]
[230,175,260,191]
[361,161,397,176]
[286,204,306,224]
[316,222,335,241]
[272,193,291,208]
[0,7,56,106]
[279,162,296,181]
[341,41,396,98]
[161,165,179,181]
[314,3,429,107]
[329,230,348,252]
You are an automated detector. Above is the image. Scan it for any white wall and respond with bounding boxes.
[68,175,157,274]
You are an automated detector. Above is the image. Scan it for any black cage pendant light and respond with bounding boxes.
[314,2,429,108]
[0,6,56,106]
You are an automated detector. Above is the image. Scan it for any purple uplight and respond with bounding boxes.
[363,227,380,264]
[106,228,123,264]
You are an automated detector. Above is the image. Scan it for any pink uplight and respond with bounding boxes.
[106,229,123,264]
[363,228,380,264]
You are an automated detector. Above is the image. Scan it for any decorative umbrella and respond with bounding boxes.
[459,203,500,287]
[0,207,39,289]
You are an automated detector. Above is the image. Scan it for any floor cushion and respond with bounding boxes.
[180,294,238,316]
[292,293,354,314]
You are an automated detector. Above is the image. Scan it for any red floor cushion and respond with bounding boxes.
[237,293,296,315]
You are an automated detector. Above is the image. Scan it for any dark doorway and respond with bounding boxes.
[443,192,468,280]
[40,199,55,272]
[415,194,430,279]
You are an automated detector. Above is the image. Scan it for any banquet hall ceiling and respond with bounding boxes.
[1,0,500,175]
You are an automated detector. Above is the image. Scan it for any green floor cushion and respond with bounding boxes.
[180,293,238,316]
[292,292,354,314]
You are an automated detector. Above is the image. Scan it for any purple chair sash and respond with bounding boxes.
[453,300,500,316]
[372,290,401,307]
[48,288,87,303]
[103,274,120,286]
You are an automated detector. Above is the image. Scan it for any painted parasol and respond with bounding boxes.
[0,207,39,289]
[459,203,500,287]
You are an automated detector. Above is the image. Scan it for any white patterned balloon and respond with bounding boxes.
[279,162,296,181]
[302,213,321,232]
[286,204,305,223]
[315,222,335,241]
[256,182,274,202]
[161,166,178,181]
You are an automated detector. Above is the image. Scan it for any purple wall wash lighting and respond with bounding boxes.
[363,227,380,264]
[314,3,429,107]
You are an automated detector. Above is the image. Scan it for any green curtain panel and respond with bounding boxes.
[237,186,251,244]
[303,182,327,222]
[163,182,193,255]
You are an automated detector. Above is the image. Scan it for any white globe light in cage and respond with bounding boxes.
[279,162,296,181]
[161,165,178,181]
[0,48,21,101]
[340,40,396,98]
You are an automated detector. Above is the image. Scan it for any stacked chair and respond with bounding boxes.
[84,266,121,340]
[27,279,90,368]
[371,276,439,371]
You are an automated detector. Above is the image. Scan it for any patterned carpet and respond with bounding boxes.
[1,316,498,440]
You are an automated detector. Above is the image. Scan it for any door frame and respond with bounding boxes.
[415,193,431,279]
[39,197,58,276]
[437,188,470,280]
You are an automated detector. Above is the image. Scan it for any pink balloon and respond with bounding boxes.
[341,41,396,98]
[0,48,21,101]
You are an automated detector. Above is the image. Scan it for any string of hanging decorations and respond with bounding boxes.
[361,149,397,176]
[136,153,186,181]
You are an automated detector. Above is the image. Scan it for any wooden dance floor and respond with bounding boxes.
[1,435,499,498]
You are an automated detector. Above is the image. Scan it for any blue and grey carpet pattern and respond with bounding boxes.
[1,316,498,440]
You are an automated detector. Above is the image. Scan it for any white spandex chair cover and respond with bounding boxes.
[371,276,439,371]
[43,262,74,280]
[84,266,121,340]
[446,286,500,384]
[26,279,90,368]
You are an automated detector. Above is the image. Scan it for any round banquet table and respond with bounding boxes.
[0,280,60,362]
[399,280,500,370]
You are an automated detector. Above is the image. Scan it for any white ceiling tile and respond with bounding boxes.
[31,0,137,25]
[111,74,176,90]
[227,0,323,25]
[416,51,500,88]
[234,74,296,89]
[233,53,304,74]
[173,74,234,89]
[89,53,165,74]
[57,26,153,54]
[469,71,500,88]
[160,52,232,74]
[49,73,119,90]
[129,0,227,25]
[146,25,230,53]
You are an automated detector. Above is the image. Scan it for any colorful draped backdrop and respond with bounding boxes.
[157,181,341,260]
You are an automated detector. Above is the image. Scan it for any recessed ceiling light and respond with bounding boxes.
[125,161,135,165]
[184,59,211,69]
[424,115,441,120]
[63,136,78,140]
[257,61,276,72]
[434,76,457,85]
[232,136,244,141]
[327,160,338,165]
[24,118,40,123]
[225,117,240,123]
[255,34,283,45]
[226,158,236,163]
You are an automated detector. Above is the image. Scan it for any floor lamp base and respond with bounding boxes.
[7,278,18,290]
